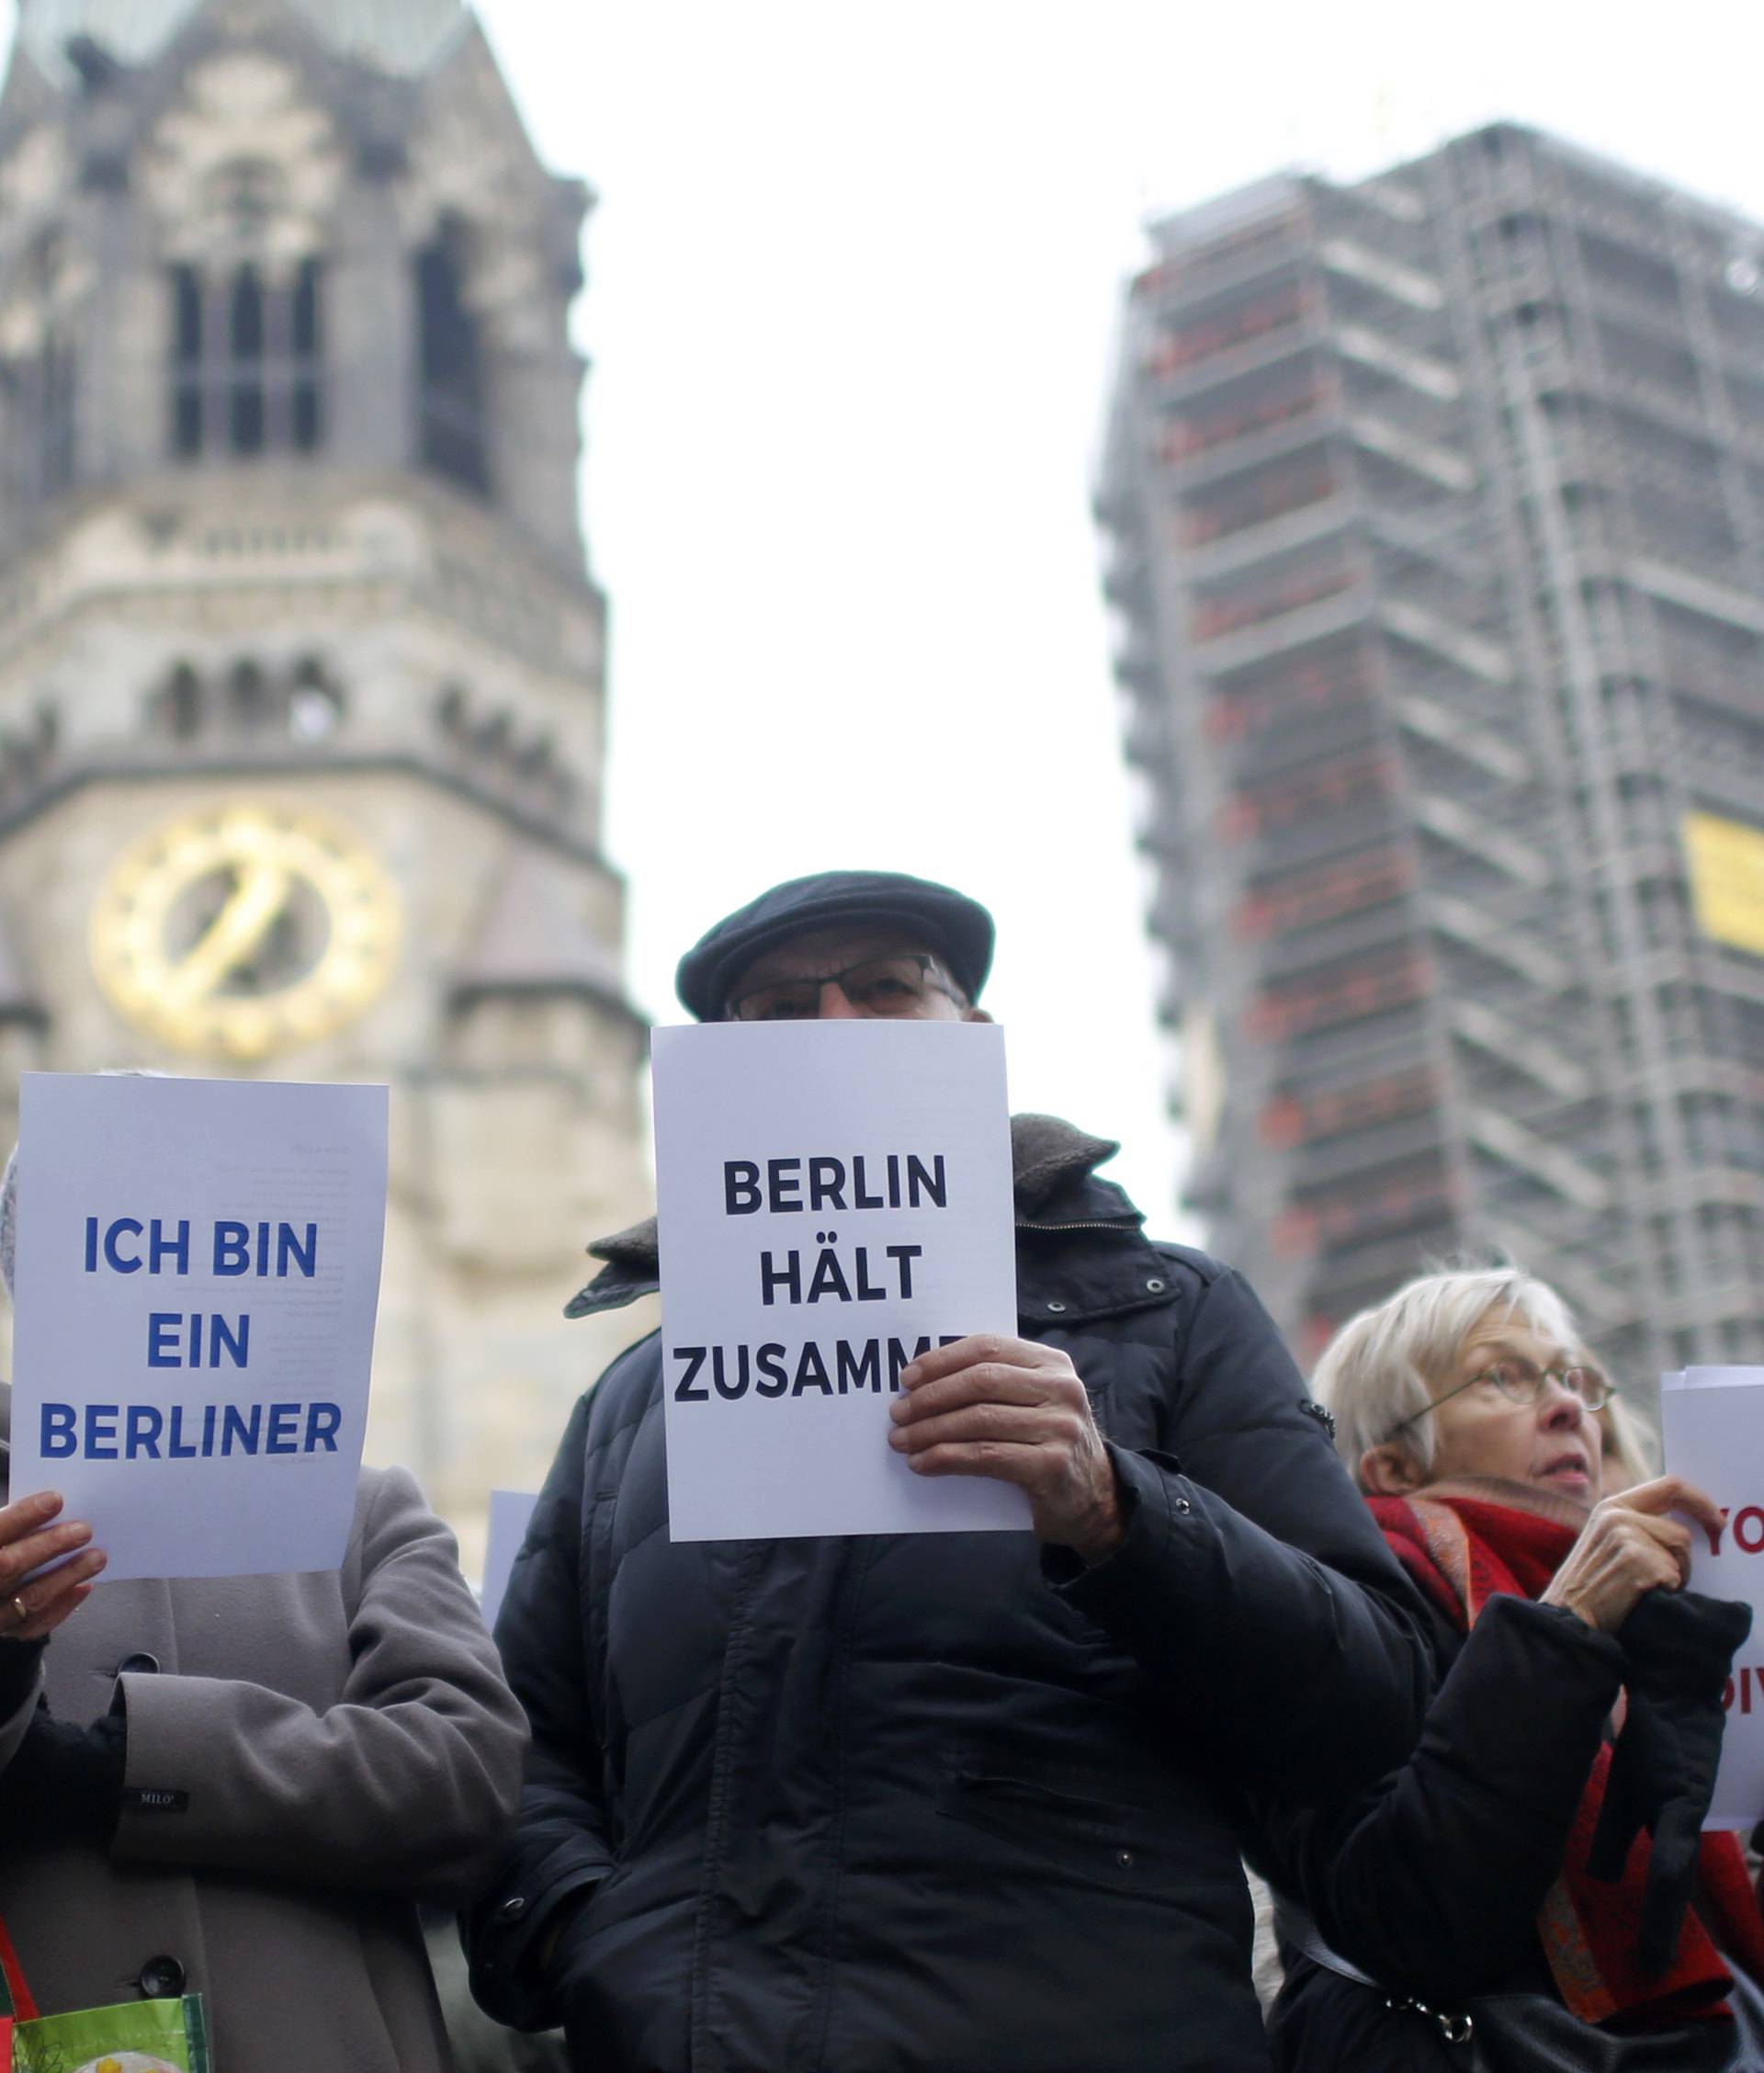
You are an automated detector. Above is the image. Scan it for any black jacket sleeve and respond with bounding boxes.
[0,1703,126,1847]
[0,1639,43,1730]
[1250,1593,1623,2002]
[1046,1264,1436,1798]
[463,1389,614,2030]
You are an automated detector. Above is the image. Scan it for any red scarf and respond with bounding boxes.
[1372,1480,1764,2029]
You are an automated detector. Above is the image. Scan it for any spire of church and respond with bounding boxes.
[1,0,590,572]
[16,0,467,80]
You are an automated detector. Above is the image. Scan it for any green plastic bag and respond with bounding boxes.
[8,1994,211,2073]
[0,1912,210,2072]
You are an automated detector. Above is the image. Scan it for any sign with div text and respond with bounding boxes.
[10,1073,389,1581]
[652,1020,1026,1542]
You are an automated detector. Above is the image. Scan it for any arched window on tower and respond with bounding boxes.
[147,663,204,741]
[229,266,266,454]
[416,221,492,498]
[291,259,322,451]
[168,256,326,460]
[1,231,81,507]
[288,656,345,741]
[172,266,203,457]
[33,324,77,500]
[228,658,272,729]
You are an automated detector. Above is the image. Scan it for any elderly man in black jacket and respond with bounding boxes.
[466,869,1434,2073]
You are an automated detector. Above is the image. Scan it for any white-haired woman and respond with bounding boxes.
[1258,1266,1764,2072]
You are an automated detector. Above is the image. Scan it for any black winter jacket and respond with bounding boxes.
[1261,1591,1623,2070]
[1260,1579,1764,2072]
[466,1117,1434,2073]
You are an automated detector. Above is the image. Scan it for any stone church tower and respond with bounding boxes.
[0,0,654,1564]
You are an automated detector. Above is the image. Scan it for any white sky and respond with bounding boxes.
[6,0,1764,1229]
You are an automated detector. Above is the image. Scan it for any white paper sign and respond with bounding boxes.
[10,1073,389,1582]
[481,1488,539,1631]
[652,1020,1027,1542]
[1660,1365,1764,1829]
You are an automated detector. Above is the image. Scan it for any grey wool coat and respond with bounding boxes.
[0,1389,528,2073]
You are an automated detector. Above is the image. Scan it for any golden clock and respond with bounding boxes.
[89,805,402,1060]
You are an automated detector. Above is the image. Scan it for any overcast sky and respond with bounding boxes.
[477,0,1764,1228]
[6,0,1764,1227]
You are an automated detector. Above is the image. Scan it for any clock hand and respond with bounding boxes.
[163,859,294,1006]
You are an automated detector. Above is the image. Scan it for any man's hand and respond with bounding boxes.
[888,1334,1124,1561]
[1541,1475,1724,1635]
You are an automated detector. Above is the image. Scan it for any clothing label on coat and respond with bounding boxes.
[1662,1365,1764,1829]
[121,1786,191,1813]
[651,1021,1026,1541]
[10,1073,388,1581]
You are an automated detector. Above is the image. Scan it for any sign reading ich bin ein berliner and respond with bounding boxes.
[10,1072,388,1581]
[652,1020,1027,1542]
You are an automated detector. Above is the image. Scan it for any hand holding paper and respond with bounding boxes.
[653,1019,1026,1542]
[1541,1475,1724,1635]
[888,1334,1123,1560]
[9,1073,390,1582]
[0,1491,105,1640]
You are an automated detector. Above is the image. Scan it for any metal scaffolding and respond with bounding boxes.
[1099,122,1764,1392]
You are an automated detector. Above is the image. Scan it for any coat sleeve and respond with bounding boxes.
[462,1388,615,2031]
[1252,1594,1623,2000]
[0,1640,42,1772]
[1047,1263,1436,1797]
[107,1466,528,1904]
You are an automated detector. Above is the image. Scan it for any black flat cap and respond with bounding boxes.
[676,869,995,1021]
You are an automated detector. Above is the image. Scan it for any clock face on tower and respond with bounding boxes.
[88,804,402,1060]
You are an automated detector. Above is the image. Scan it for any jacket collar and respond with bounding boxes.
[565,1113,1136,1319]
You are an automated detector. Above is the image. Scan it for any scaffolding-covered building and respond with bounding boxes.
[1099,122,1764,1388]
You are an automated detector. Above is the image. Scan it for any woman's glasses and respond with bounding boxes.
[1388,1358,1614,1435]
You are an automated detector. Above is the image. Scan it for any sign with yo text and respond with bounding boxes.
[1661,1366,1764,1829]
[652,1020,1026,1542]
[10,1072,389,1582]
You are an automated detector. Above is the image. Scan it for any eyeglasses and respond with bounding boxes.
[728,952,960,1024]
[1387,1358,1615,1436]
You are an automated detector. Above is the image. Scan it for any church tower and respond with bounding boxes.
[0,0,654,1560]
